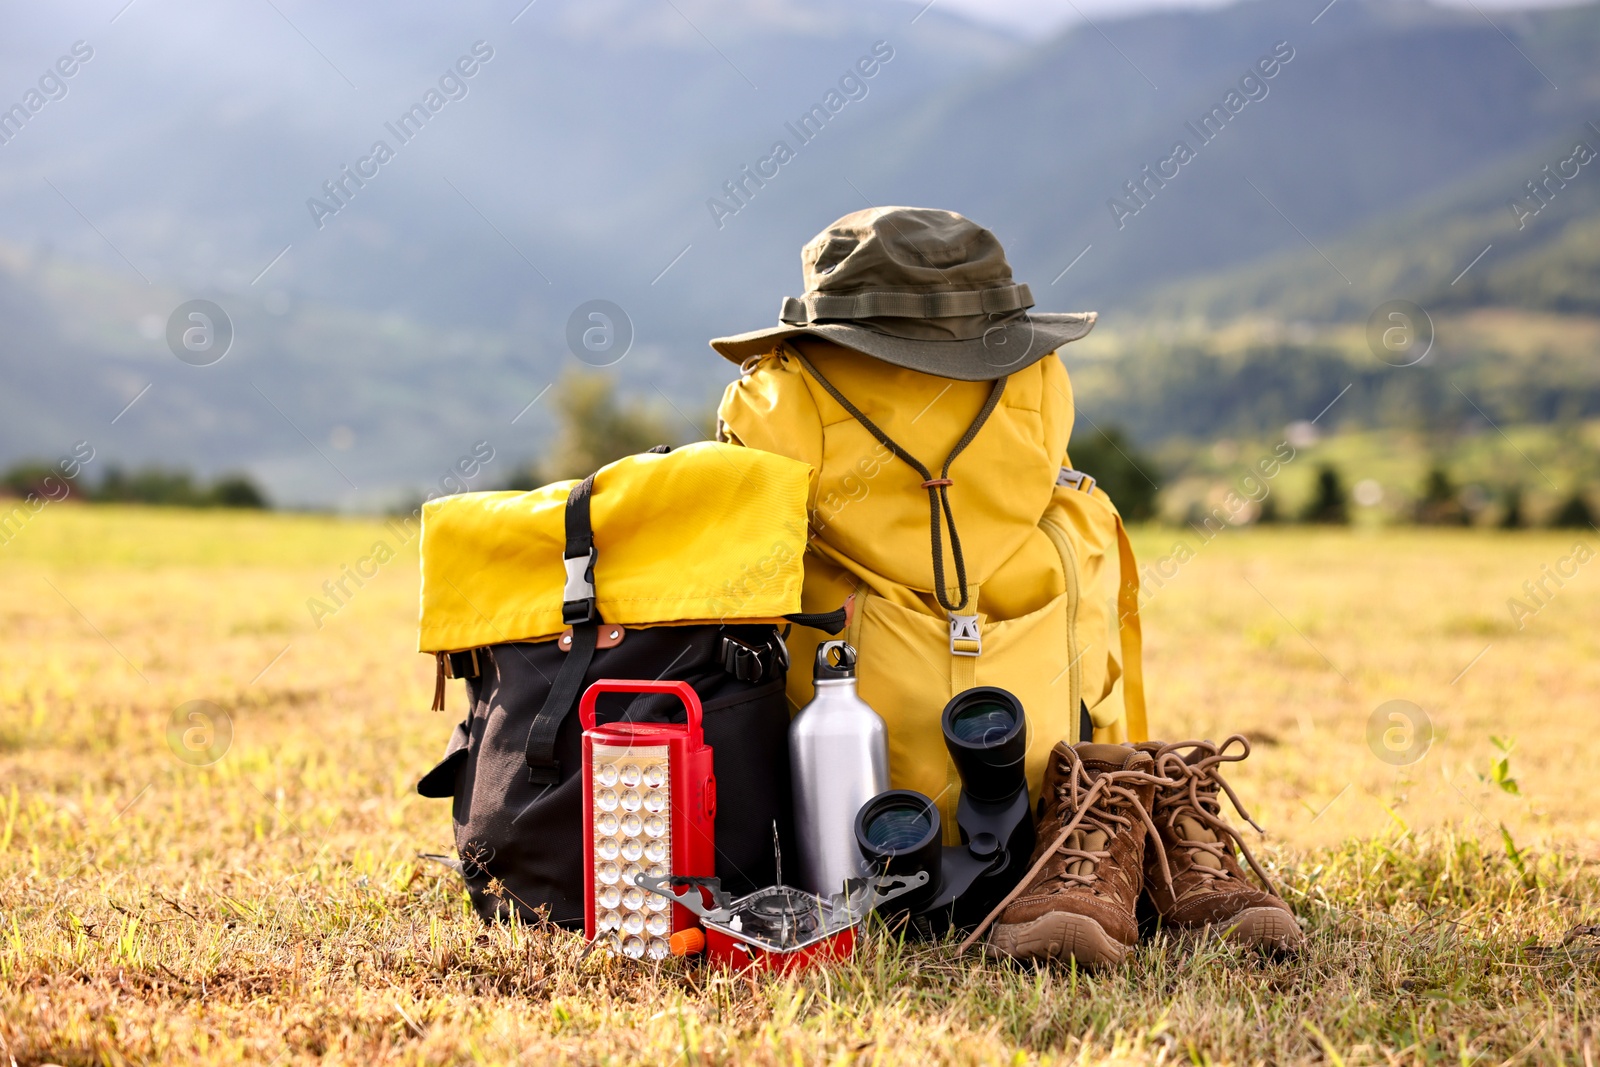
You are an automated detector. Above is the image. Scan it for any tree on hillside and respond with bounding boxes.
[210,475,270,508]
[1500,485,1525,530]
[1551,488,1596,529]
[1414,466,1469,526]
[2,460,269,508]
[501,371,686,489]
[1300,465,1350,524]
[1,462,81,499]
[1064,425,1158,521]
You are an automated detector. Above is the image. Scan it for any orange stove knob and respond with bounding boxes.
[669,927,706,957]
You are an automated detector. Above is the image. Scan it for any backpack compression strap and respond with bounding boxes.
[793,351,1006,615]
[524,471,601,785]
[519,459,845,784]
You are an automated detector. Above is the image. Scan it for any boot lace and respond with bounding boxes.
[1150,735,1278,896]
[958,754,1176,954]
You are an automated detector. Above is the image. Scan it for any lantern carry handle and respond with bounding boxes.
[579,678,703,733]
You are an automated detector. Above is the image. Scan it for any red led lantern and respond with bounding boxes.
[581,679,715,959]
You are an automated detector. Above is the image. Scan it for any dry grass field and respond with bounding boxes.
[2,505,1598,1065]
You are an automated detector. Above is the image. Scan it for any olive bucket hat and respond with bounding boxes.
[710,206,1097,381]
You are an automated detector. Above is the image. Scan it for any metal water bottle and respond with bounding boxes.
[790,641,889,898]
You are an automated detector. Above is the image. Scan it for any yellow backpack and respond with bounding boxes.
[718,339,1147,844]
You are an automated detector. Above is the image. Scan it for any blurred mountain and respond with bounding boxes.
[0,0,1011,329]
[2,0,1596,504]
[1126,87,1600,320]
[841,0,1600,315]
[0,0,1013,504]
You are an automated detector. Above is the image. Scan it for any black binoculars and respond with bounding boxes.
[852,686,1036,934]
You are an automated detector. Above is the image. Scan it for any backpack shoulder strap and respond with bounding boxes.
[1114,513,1147,743]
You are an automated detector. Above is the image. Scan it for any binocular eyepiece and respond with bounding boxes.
[854,789,943,909]
[942,688,1029,804]
[853,687,1035,931]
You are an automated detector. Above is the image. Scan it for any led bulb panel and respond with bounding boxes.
[592,743,672,960]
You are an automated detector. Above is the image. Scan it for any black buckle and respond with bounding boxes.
[443,648,481,680]
[562,600,598,626]
[720,636,762,682]
[526,762,561,786]
[718,629,790,684]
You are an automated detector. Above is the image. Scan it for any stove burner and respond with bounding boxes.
[732,887,828,948]
[634,871,929,958]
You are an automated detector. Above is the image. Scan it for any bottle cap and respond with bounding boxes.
[814,640,857,681]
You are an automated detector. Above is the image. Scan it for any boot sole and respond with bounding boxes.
[987,911,1131,969]
[1219,906,1303,952]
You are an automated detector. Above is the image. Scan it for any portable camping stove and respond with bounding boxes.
[636,872,926,972]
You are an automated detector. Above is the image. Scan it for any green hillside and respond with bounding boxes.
[1131,128,1600,322]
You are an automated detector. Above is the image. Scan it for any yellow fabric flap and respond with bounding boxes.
[719,343,1072,597]
[418,442,813,652]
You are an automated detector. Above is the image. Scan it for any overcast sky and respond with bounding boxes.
[915,0,1589,37]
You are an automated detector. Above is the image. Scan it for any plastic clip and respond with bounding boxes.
[949,613,981,657]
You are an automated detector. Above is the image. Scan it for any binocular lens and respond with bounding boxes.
[941,687,1028,805]
[863,804,936,851]
[947,700,1018,746]
[854,789,942,909]
[851,689,1035,925]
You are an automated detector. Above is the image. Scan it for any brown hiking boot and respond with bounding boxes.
[1136,737,1303,952]
[980,743,1173,968]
